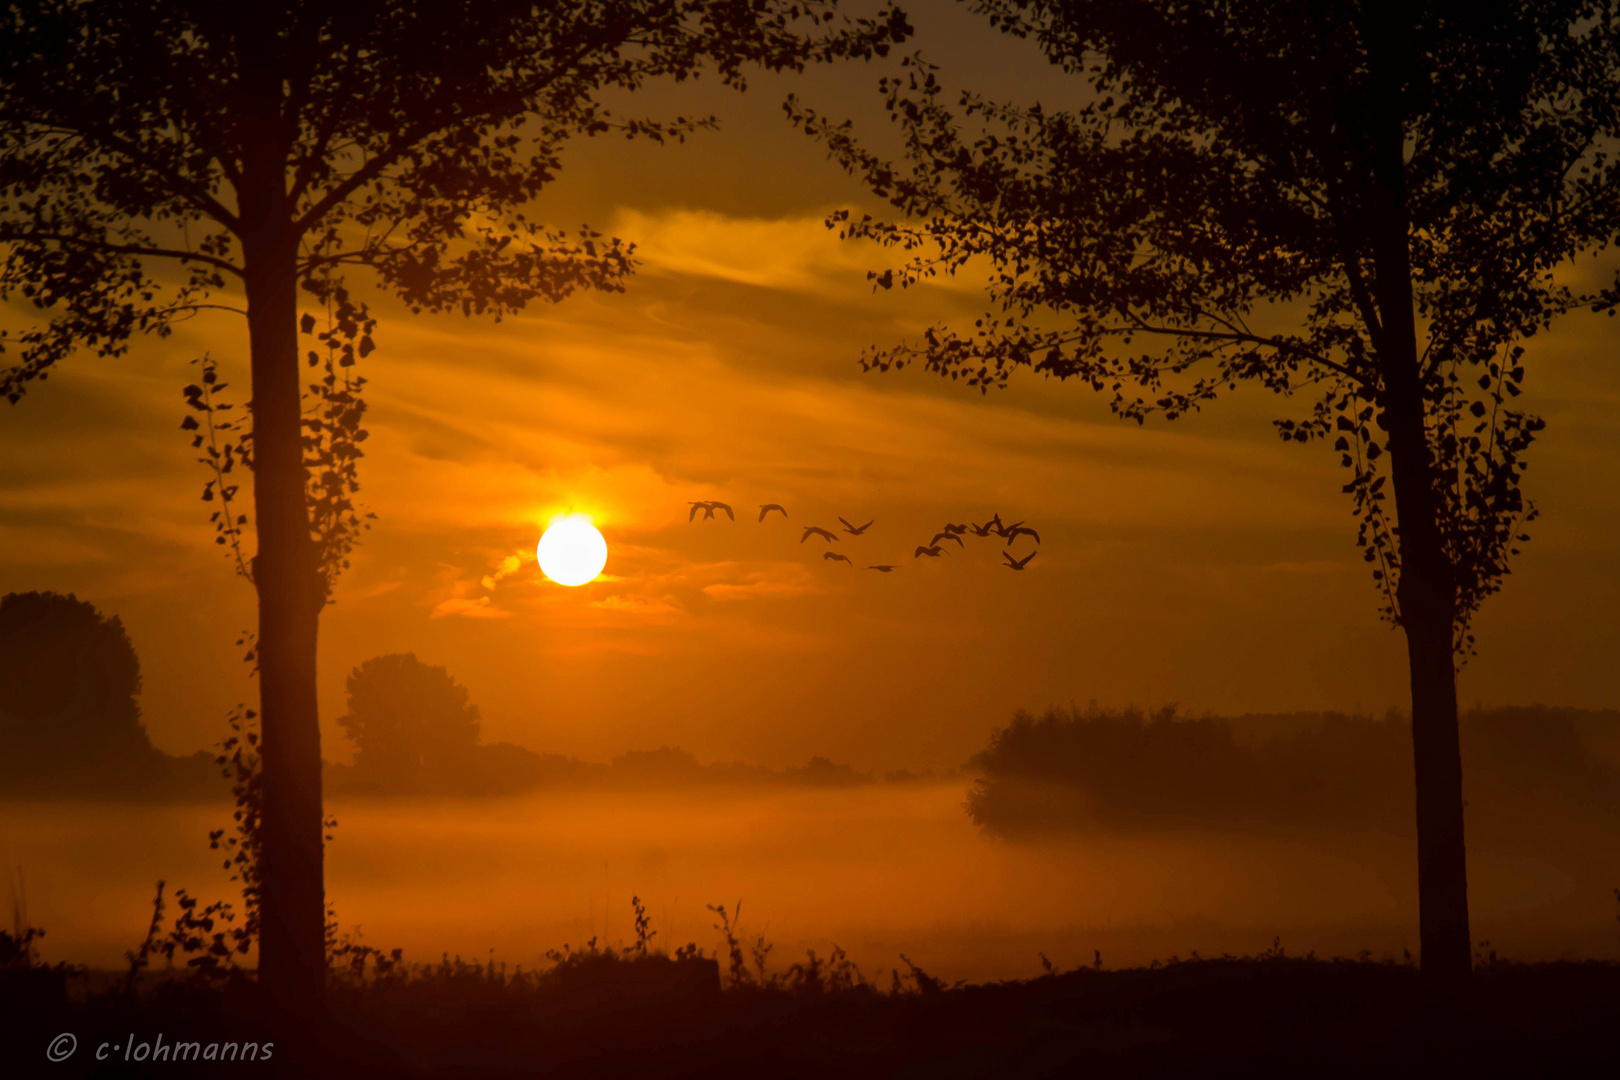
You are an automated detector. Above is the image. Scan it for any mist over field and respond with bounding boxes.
[8,746,1617,986]
[6,607,1615,986]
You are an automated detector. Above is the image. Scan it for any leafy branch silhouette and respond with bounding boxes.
[181,278,373,597]
[182,356,252,581]
[301,272,375,599]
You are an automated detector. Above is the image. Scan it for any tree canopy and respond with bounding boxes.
[336,652,483,790]
[791,0,1620,653]
[0,0,911,384]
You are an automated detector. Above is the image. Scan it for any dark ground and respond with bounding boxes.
[5,952,1617,1078]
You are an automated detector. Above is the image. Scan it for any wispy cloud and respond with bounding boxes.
[612,207,985,300]
[615,208,875,293]
[481,551,529,591]
[701,563,818,602]
[431,596,513,620]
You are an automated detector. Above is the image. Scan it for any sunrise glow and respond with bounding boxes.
[6,4,1620,1066]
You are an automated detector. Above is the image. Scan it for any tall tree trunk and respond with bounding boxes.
[1377,300,1471,984]
[1361,14,1472,985]
[1398,546,1471,983]
[241,147,327,1016]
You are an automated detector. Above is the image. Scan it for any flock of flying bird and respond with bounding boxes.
[686,501,1040,571]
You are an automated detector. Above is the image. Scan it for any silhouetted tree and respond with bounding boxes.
[791,1,1620,981]
[0,591,157,787]
[336,653,481,792]
[0,0,910,1013]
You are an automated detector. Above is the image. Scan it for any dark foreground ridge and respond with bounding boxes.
[6,946,1616,1078]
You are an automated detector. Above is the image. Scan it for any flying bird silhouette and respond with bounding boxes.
[801,525,839,544]
[1004,525,1041,545]
[867,564,899,572]
[914,545,945,558]
[838,517,874,535]
[758,503,787,522]
[823,551,853,565]
[941,523,968,536]
[688,501,734,522]
[993,519,1025,538]
[1003,549,1037,570]
[967,520,998,538]
[931,531,965,547]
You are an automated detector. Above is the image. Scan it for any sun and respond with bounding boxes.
[536,513,608,587]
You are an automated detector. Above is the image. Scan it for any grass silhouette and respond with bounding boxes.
[5,891,1620,1078]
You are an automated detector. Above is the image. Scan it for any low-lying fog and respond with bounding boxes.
[6,781,1616,985]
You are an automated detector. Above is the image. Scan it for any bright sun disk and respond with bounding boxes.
[537,514,608,586]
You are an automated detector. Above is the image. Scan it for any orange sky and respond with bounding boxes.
[3,2,1618,773]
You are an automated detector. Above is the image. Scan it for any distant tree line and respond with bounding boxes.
[0,599,914,800]
[327,652,910,796]
[966,703,1620,845]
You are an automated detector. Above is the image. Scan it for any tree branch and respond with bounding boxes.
[291,139,415,238]
[160,302,249,319]
[2,231,243,278]
[1107,319,1359,381]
